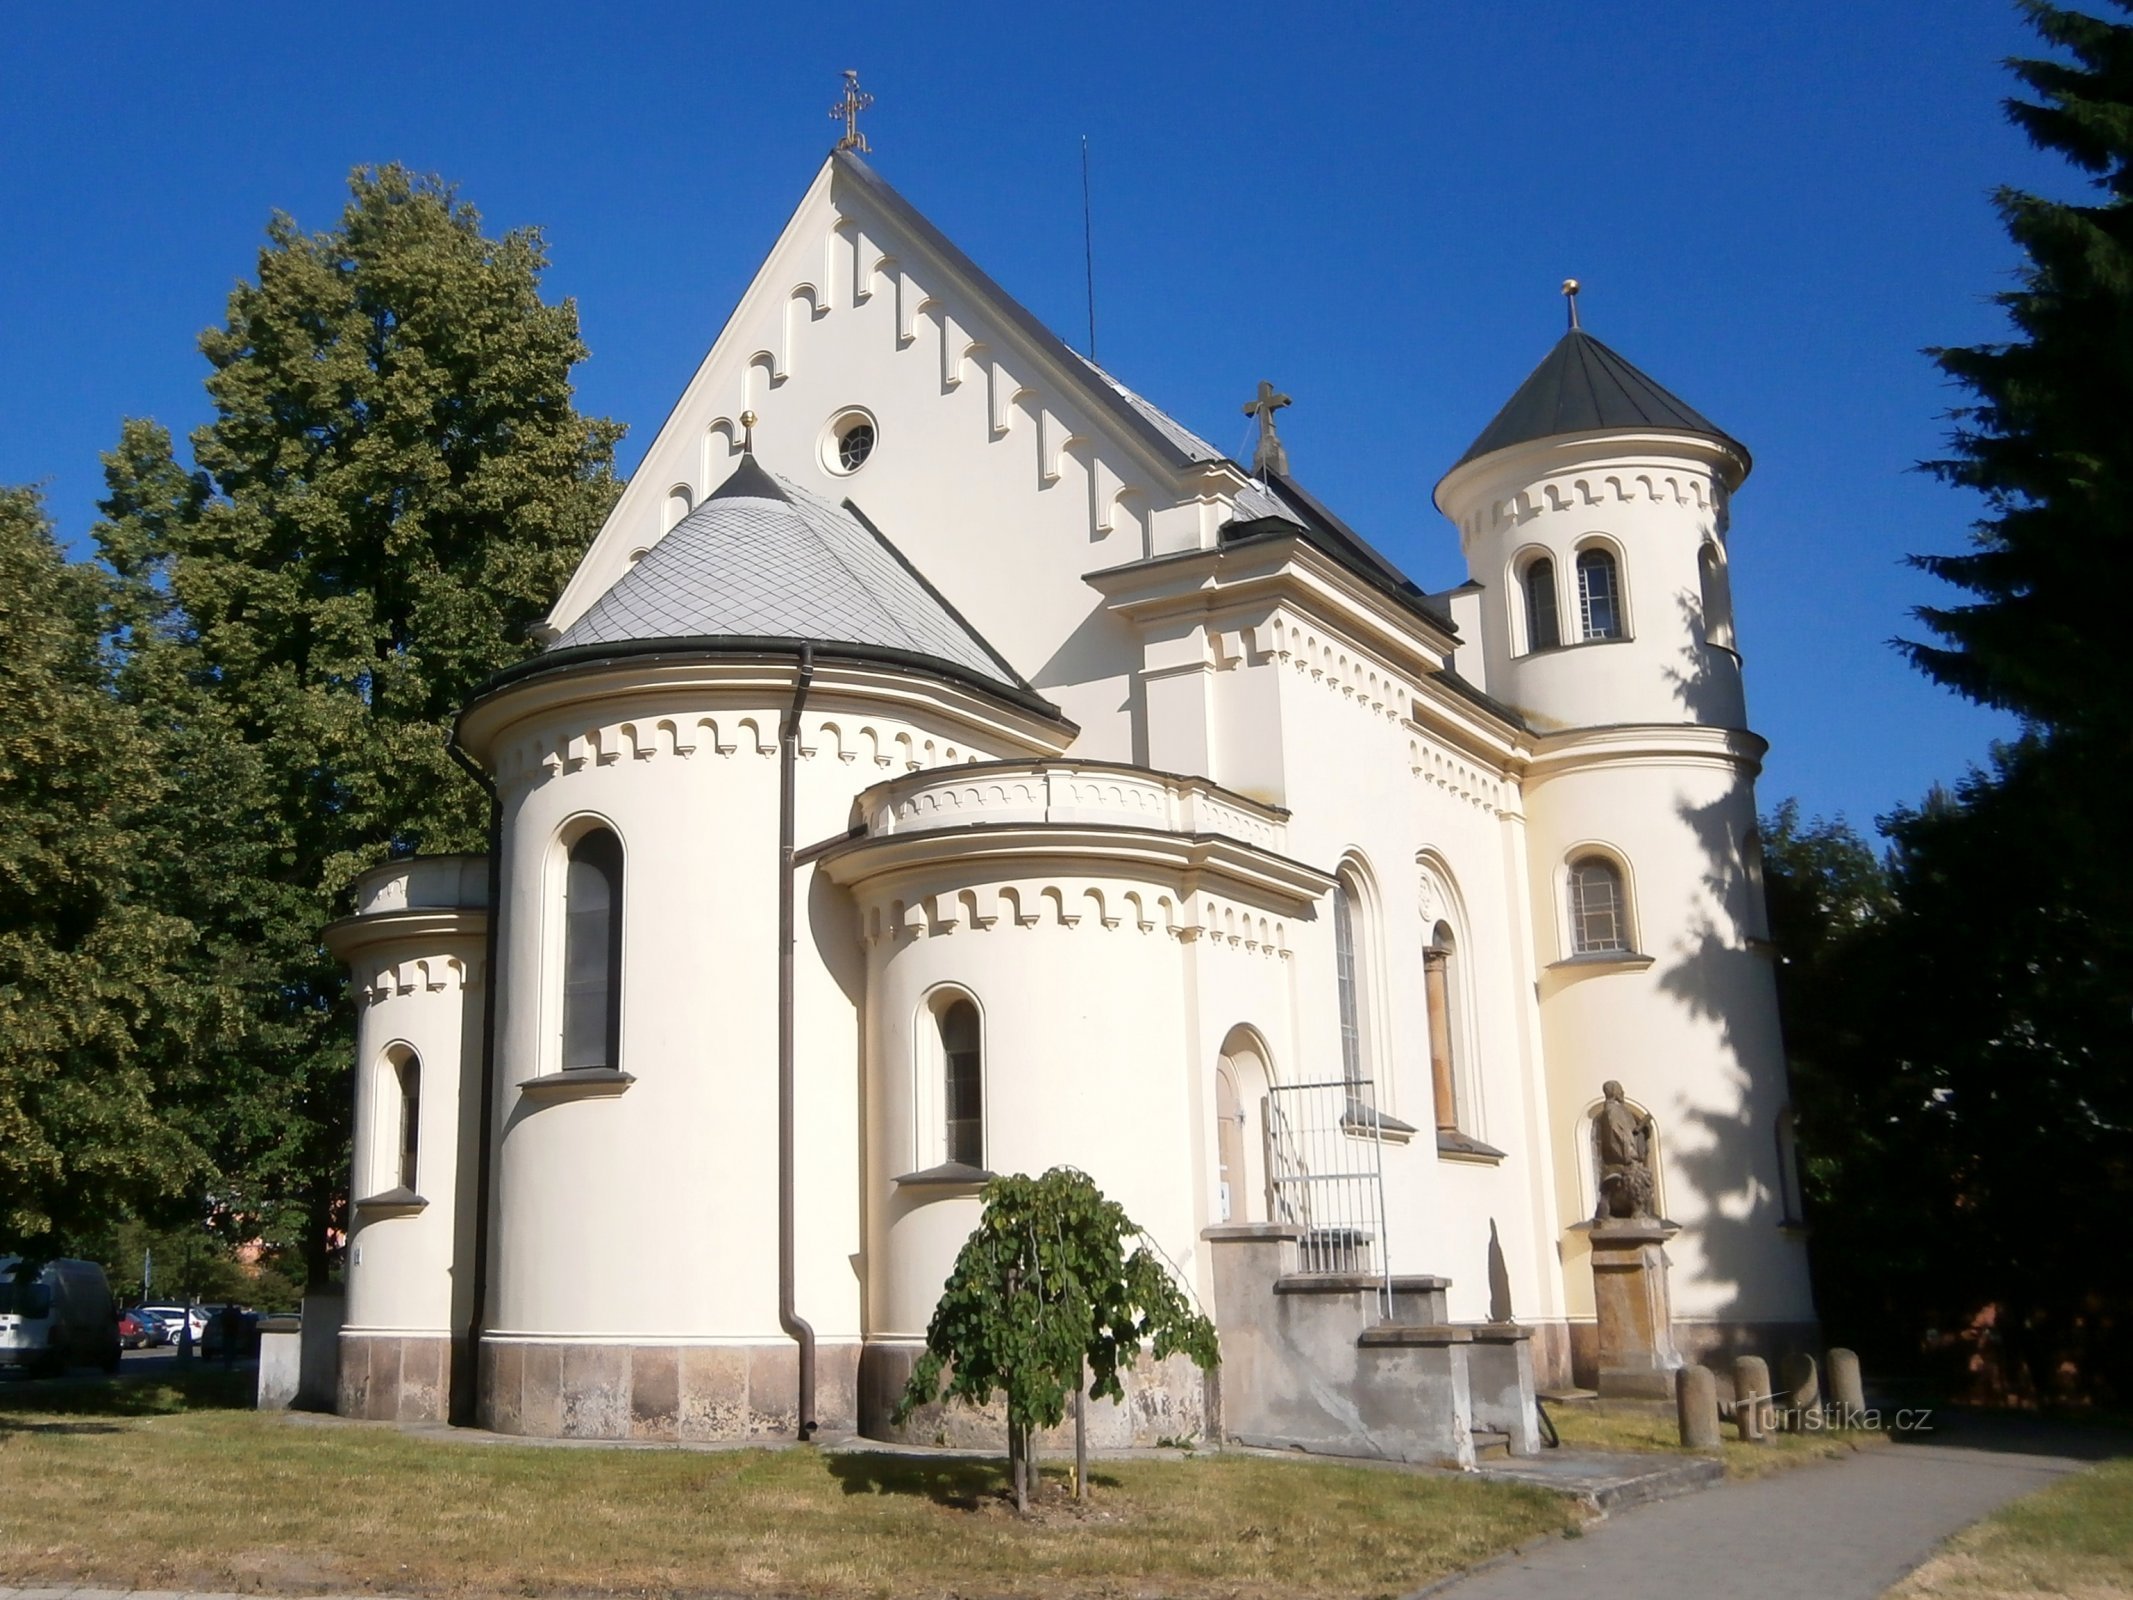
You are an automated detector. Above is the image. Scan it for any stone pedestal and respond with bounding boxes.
[1587,1222,1683,1399]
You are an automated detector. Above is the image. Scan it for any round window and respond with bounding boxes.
[821,408,878,476]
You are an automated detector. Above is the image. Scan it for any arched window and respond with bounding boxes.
[1698,543,1734,649]
[1775,1108,1805,1226]
[1423,922,1462,1132]
[1523,557,1561,651]
[1576,548,1624,641]
[561,828,624,1071]
[1568,856,1630,955]
[940,998,983,1167]
[663,484,693,532]
[395,1053,421,1192]
[1332,868,1378,1098]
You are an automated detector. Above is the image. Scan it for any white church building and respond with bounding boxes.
[323,145,1816,1463]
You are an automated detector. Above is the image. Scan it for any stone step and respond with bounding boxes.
[1472,1427,1513,1460]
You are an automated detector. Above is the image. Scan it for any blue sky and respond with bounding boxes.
[2,1,2060,829]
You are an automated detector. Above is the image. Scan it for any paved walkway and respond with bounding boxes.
[1427,1418,2118,1600]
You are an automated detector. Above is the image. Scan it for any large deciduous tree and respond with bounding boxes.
[98,165,624,1279]
[0,487,212,1259]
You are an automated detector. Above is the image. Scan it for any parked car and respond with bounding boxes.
[117,1310,164,1349]
[0,1257,121,1376]
[138,1303,208,1345]
[127,1307,177,1345]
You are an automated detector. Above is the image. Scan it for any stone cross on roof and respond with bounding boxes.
[1243,380,1291,477]
[831,70,874,154]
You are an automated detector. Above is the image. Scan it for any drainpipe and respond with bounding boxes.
[446,734,503,1430]
[778,644,819,1438]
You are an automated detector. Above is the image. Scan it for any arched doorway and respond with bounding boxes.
[1215,1027,1274,1224]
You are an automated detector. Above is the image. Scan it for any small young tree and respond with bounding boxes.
[894,1167,1217,1513]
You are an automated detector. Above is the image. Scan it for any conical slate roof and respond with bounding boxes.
[550,455,1028,697]
[1451,328,1748,474]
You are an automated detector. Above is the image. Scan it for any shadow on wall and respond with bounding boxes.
[1649,604,1810,1365]
[1486,1219,1513,1323]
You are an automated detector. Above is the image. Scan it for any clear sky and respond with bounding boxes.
[3,1,2058,830]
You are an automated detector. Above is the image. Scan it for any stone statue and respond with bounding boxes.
[1592,1080,1659,1224]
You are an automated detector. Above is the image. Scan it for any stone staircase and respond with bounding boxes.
[1204,1222,1540,1470]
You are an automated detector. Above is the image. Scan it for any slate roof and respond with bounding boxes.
[550,455,1033,702]
[1451,328,1748,473]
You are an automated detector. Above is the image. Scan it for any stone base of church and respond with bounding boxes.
[339,1331,451,1423]
[858,1339,1213,1450]
[474,1339,861,1441]
[1525,1320,1575,1392]
[1566,1319,1823,1392]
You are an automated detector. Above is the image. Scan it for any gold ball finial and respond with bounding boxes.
[1561,279,1582,331]
[1561,277,1580,297]
[740,410,758,429]
[739,410,759,453]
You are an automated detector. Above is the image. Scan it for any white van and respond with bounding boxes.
[0,1257,121,1376]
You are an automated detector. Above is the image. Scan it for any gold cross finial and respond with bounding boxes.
[831,70,874,154]
[1242,379,1292,477]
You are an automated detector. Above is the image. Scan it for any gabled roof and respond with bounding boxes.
[550,455,1041,708]
[1451,328,1749,474]
[836,152,1460,637]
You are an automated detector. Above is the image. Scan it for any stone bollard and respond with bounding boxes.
[1676,1364,1721,1449]
[1828,1348,1865,1425]
[1733,1356,1771,1442]
[1782,1351,1820,1429]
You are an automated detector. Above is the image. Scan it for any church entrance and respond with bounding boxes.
[1215,1028,1273,1224]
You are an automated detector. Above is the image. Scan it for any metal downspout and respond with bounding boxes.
[778,645,819,1438]
[445,734,503,1430]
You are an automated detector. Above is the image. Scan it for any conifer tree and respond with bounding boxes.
[99,166,624,1278]
[1912,0,2133,747]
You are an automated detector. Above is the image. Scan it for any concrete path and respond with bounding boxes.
[1426,1418,2121,1600]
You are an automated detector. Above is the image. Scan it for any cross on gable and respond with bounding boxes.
[1243,380,1292,477]
[831,70,874,154]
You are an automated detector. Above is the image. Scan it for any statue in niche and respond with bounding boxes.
[1592,1080,1661,1225]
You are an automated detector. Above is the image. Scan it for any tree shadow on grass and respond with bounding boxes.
[0,1366,254,1422]
[824,1452,1123,1508]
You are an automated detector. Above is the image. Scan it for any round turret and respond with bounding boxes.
[1434,328,1751,735]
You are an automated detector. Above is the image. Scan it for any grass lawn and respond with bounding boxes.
[0,1371,1576,1599]
[1546,1397,1890,1479]
[1886,1455,2133,1599]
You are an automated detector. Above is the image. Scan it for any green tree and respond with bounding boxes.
[1911,0,2133,750]
[97,166,625,1279]
[895,1168,1218,1512]
[0,486,212,1260]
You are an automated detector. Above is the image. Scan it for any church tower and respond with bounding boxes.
[1434,311,1817,1375]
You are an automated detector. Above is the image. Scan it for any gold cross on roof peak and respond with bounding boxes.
[1243,380,1291,478]
[831,70,874,154]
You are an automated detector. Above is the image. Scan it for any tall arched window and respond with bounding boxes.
[395,1053,421,1192]
[1568,856,1629,954]
[940,998,983,1167]
[1523,557,1561,651]
[1698,543,1734,649]
[1332,869,1377,1097]
[561,828,624,1071]
[1576,548,1624,641]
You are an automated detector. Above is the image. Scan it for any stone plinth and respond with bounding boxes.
[1587,1221,1683,1399]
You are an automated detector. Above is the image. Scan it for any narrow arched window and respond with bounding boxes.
[941,999,983,1167]
[1424,923,1462,1132]
[1333,874,1369,1092]
[562,829,624,1071]
[1576,548,1623,641]
[1698,543,1734,649]
[395,1053,421,1192]
[1523,557,1561,651]
[1568,856,1629,954]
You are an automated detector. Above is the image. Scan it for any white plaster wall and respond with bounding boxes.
[478,679,1045,1349]
[1443,435,1746,735]
[1523,743,1814,1329]
[341,933,484,1340]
